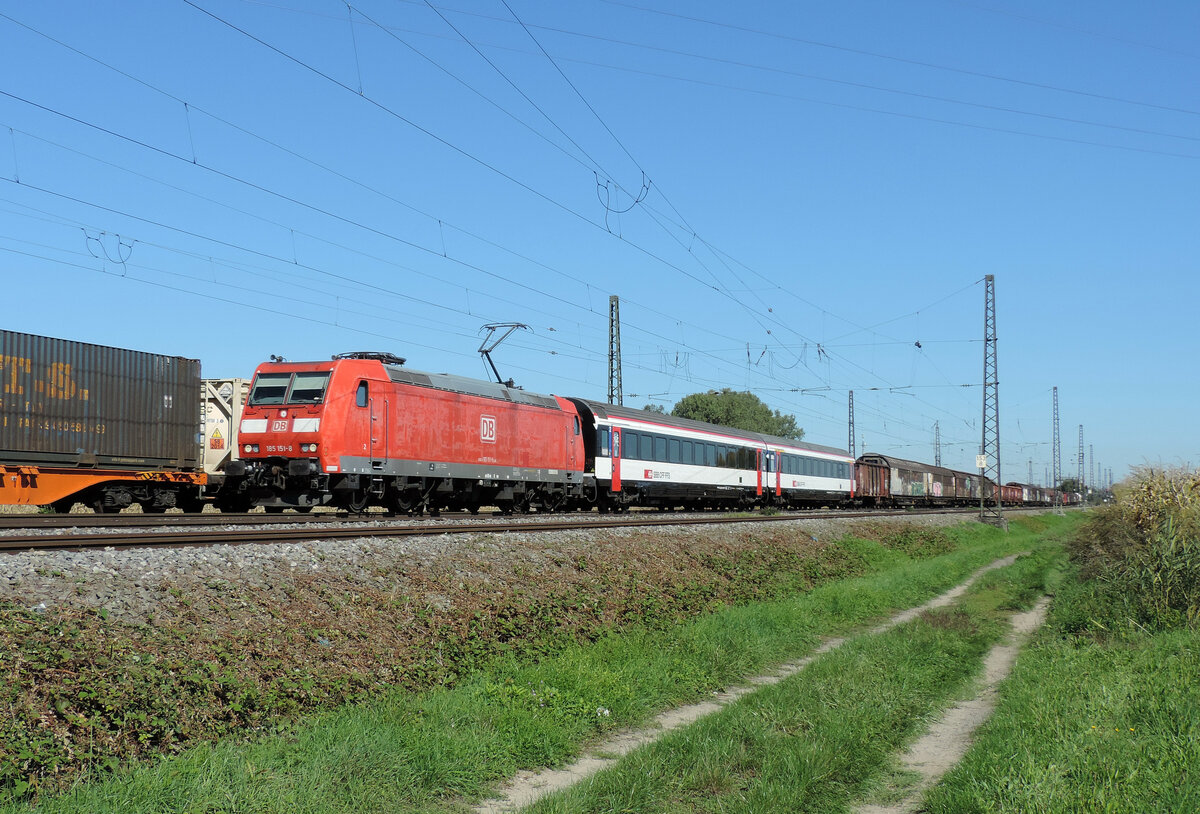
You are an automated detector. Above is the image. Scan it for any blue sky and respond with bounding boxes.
[2,0,1197,485]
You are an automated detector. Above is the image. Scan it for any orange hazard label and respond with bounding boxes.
[210,428,224,450]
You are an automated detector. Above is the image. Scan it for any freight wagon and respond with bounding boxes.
[854,453,983,507]
[0,330,206,512]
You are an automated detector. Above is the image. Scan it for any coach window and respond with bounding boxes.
[655,436,667,462]
[356,381,368,408]
[599,428,610,457]
[669,438,680,463]
[681,440,692,465]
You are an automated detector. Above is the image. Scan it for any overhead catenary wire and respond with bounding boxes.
[0,4,1046,460]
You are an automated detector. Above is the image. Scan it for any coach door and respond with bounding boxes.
[756,449,764,497]
[611,427,622,492]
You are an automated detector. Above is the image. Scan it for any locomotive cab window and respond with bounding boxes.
[249,373,291,406]
[289,372,330,404]
[356,381,369,408]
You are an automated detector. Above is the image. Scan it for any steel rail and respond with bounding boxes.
[0,508,987,554]
[0,511,395,530]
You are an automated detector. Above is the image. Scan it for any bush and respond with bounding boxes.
[1066,467,1200,633]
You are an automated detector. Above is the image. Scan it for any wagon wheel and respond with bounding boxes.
[91,499,119,514]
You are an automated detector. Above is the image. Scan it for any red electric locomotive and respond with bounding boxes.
[219,353,589,514]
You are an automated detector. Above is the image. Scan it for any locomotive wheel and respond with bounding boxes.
[387,490,418,516]
[346,491,371,514]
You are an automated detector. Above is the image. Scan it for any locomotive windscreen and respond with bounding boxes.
[249,372,331,406]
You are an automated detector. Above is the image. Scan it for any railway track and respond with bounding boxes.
[0,510,399,530]
[0,507,994,553]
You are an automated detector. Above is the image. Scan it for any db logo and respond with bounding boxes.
[271,420,288,432]
[480,415,497,443]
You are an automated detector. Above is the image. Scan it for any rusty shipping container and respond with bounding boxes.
[0,330,201,470]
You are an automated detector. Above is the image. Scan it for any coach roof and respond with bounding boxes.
[573,399,849,458]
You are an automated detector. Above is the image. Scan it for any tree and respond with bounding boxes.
[1058,478,1081,493]
[642,403,666,414]
[671,389,804,440]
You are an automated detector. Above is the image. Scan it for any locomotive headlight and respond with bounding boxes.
[244,444,260,453]
[301,443,318,453]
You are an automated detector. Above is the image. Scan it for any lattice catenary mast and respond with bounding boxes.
[934,421,941,467]
[1078,425,1085,495]
[848,390,856,458]
[1052,387,1062,510]
[980,275,1002,522]
[607,295,623,405]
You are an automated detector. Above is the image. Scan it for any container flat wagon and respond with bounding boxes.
[0,330,205,512]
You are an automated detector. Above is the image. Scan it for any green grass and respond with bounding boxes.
[525,539,1063,813]
[1,516,1072,813]
[921,568,1200,814]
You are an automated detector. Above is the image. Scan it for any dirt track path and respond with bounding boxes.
[474,553,1030,814]
[856,596,1050,814]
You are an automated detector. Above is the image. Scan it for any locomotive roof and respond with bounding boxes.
[382,364,563,411]
[573,399,850,458]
